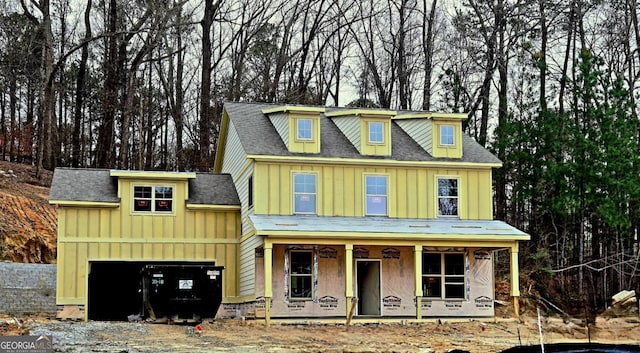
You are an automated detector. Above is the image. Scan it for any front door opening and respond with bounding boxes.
[356,260,381,316]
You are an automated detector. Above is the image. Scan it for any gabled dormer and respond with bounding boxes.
[326,109,396,156]
[262,105,325,154]
[395,112,466,159]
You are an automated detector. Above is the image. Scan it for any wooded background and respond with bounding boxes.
[2,0,639,315]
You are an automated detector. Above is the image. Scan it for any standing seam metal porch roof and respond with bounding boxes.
[249,214,530,241]
[223,101,502,164]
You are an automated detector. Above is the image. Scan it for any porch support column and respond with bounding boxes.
[345,244,354,319]
[414,245,423,320]
[509,243,520,319]
[264,240,273,327]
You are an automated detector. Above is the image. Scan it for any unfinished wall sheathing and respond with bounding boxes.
[253,245,494,318]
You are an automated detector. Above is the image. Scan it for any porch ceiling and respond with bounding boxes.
[248,215,530,242]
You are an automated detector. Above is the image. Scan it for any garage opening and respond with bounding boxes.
[88,261,223,322]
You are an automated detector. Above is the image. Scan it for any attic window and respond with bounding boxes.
[368,122,384,143]
[133,185,173,213]
[296,118,313,140]
[440,125,455,146]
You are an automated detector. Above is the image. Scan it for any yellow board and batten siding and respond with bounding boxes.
[252,162,494,219]
[55,177,241,306]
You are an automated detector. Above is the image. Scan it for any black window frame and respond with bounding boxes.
[289,250,313,300]
[422,252,466,300]
[133,185,174,213]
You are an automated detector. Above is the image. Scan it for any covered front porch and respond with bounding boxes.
[249,215,530,326]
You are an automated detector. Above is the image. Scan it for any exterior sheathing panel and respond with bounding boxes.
[237,165,255,236]
[220,119,249,178]
[56,197,242,306]
[253,245,494,318]
[269,113,289,148]
[219,119,256,237]
[396,119,432,154]
[239,234,263,297]
[253,162,494,220]
[332,116,361,153]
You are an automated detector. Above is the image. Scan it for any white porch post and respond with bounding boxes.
[510,243,521,319]
[345,244,354,318]
[264,240,273,327]
[414,245,423,319]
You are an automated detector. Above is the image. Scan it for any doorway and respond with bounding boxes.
[356,260,381,316]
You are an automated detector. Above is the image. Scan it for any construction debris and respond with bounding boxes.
[603,290,639,317]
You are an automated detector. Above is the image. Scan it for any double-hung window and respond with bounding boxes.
[297,118,313,140]
[365,175,388,216]
[290,251,313,299]
[293,173,316,214]
[440,125,455,146]
[437,177,458,217]
[368,122,384,143]
[422,253,465,299]
[133,185,173,213]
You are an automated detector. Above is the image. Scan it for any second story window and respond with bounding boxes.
[248,175,254,208]
[365,175,387,216]
[293,173,316,214]
[134,185,173,213]
[440,125,455,146]
[437,177,458,217]
[297,118,313,140]
[368,121,384,143]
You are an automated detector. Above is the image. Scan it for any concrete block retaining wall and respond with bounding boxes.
[0,261,56,315]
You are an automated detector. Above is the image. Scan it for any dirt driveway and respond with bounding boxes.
[2,315,639,353]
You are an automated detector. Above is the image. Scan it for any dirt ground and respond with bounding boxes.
[1,313,639,353]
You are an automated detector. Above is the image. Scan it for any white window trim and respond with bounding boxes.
[296,118,313,141]
[292,172,318,215]
[422,252,466,300]
[368,121,385,144]
[132,184,176,215]
[439,124,455,146]
[364,174,388,216]
[436,176,459,218]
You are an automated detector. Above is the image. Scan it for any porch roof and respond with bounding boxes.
[249,215,530,242]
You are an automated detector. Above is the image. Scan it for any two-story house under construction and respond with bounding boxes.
[49,101,528,323]
[214,102,529,323]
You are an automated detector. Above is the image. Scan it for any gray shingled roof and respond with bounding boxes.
[49,168,240,206]
[187,173,240,205]
[223,101,502,164]
[50,168,119,202]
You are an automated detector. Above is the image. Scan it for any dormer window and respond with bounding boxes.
[133,185,173,213]
[440,125,455,146]
[297,118,313,140]
[368,121,384,144]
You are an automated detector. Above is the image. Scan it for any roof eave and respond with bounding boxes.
[247,154,502,168]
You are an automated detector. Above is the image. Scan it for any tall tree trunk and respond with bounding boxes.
[175,24,185,171]
[559,0,575,114]
[397,0,408,110]
[72,0,92,168]
[97,0,118,168]
[422,0,437,111]
[199,0,220,171]
[9,75,17,161]
[538,0,547,112]
[495,0,507,221]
